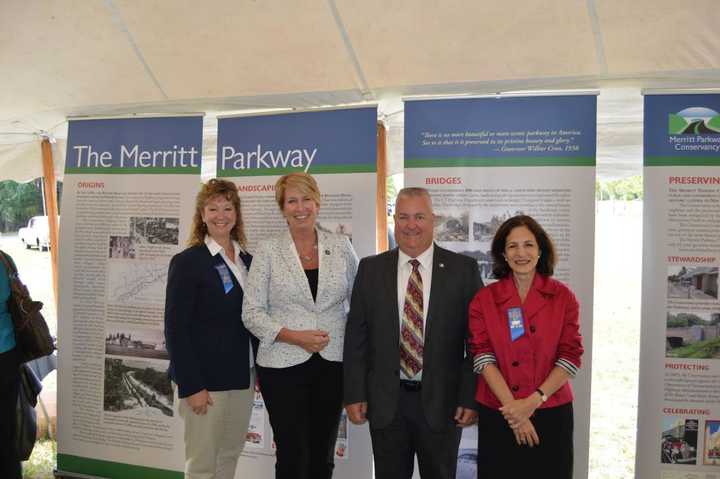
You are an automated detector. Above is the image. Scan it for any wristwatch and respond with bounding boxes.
[536,388,548,403]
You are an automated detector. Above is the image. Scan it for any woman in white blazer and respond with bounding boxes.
[243,172,358,479]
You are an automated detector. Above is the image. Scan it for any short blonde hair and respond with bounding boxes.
[274,173,321,210]
[188,179,246,248]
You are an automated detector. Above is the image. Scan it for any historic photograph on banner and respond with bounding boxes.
[667,265,719,301]
[103,358,173,417]
[665,310,720,359]
[105,327,168,360]
[130,216,180,245]
[703,420,720,466]
[109,235,136,259]
[661,416,698,465]
[434,210,470,242]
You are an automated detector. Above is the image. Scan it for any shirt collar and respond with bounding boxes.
[204,235,244,258]
[493,273,556,304]
[398,242,434,270]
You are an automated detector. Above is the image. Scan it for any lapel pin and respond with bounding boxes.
[439,263,445,268]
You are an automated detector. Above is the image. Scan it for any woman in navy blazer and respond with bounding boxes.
[164,179,256,479]
[468,215,583,479]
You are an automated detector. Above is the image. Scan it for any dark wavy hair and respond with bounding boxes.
[188,179,246,248]
[491,215,556,279]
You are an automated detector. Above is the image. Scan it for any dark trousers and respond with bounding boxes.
[257,354,343,479]
[476,402,574,479]
[370,385,462,479]
[0,347,22,479]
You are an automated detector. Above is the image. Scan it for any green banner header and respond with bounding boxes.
[644,156,720,167]
[58,454,182,479]
[218,163,376,177]
[65,167,200,175]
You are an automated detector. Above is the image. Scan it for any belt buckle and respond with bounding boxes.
[400,380,422,392]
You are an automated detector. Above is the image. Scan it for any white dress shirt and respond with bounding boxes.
[397,243,434,380]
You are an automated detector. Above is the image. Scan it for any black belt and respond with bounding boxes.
[400,379,422,392]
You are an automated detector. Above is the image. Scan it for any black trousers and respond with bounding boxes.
[257,354,343,479]
[476,402,574,479]
[0,347,22,479]
[370,385,462,479]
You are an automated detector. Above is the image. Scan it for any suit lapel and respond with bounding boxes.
[493,275,550,325]
[316,230,330,306]
[384,249,400,345]
[424,244,445,344]
[522,274,552,320]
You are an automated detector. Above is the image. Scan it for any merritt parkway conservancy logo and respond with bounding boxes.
[669,107,720,135]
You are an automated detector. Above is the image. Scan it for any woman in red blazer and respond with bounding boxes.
[468,215,583,478]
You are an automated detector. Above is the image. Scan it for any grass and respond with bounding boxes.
[668,337,720,359]
[22,439,56,479]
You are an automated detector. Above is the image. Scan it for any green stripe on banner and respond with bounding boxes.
[405,157,595,168]
[218,163,376,177]
[58,454,182,479]
[64,167,199,175]
[644,156,720,166]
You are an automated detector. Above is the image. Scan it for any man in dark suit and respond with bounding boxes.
[343,187,482,479]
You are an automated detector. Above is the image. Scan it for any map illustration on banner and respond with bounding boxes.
[638,93,720,479]
[405,95,596,479]
[57,115,203,479]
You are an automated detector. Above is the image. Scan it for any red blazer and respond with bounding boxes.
[468,274,583,410]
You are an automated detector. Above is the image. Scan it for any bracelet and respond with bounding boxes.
[536,388,548,403]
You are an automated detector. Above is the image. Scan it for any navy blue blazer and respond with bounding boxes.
[164,244,257,398]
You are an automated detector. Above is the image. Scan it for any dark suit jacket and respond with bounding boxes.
[343,244,482,431]
[164,244,257,398]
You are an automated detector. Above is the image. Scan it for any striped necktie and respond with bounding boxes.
[400,259,424,378]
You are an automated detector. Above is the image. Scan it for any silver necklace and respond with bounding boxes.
[300,244,318,262]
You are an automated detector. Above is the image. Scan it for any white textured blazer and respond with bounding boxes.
[242,228,359,368]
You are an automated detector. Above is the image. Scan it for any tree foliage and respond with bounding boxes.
[0,179,62,233]
[596,175,643,201]
[667,312,709,328]
[0,179,43,232]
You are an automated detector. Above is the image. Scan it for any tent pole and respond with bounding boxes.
[41,139,59,307]
[376,122,388,253]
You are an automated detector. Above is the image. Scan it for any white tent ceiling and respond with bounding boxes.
[1,0,719,181]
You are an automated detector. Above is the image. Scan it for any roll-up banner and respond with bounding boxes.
[216,106,376,478]
[637,93,720,479]
[404,94,596,479]
[57,116,203,478]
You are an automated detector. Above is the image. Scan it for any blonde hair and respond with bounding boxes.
[274,173,321,210]
[188,179,246,248]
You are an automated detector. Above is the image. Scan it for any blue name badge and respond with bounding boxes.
[214,264,234,294]
[507,307,525,342]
